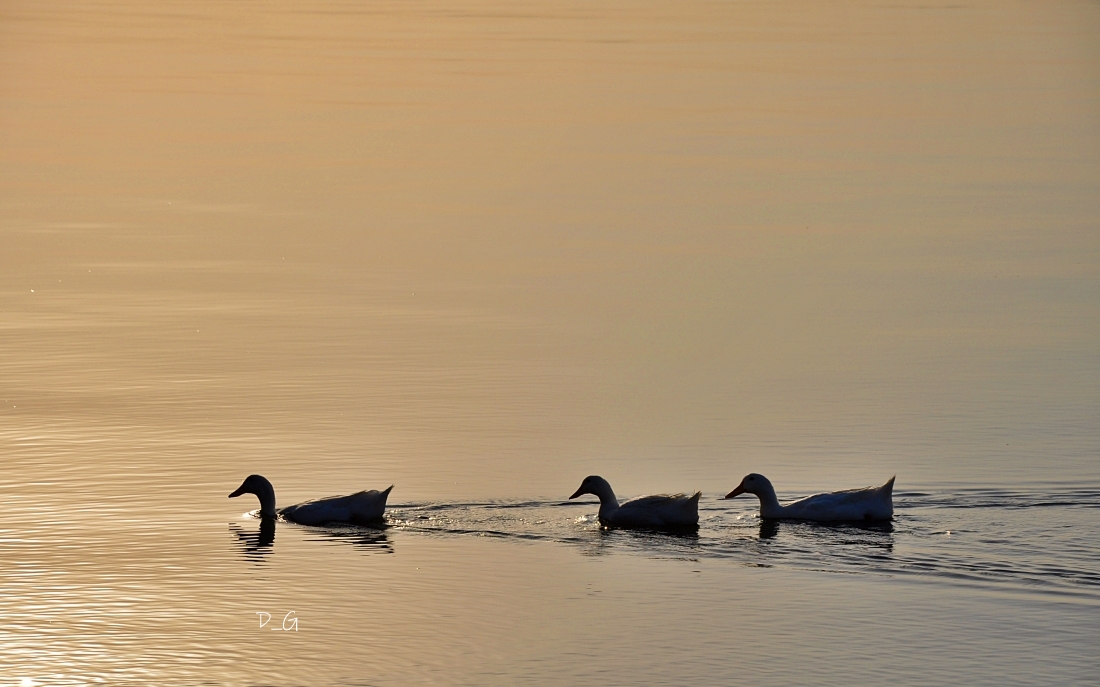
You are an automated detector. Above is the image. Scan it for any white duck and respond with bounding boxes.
[229,474,392,526]
[569,475,700,529]
[725,473,894,522]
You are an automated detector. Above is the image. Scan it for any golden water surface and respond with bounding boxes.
[2,1,1098,685]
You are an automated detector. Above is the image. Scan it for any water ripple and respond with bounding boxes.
[375,486,1100,599]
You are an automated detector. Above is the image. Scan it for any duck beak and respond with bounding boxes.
[568,487,584,499]
[229,484,248,498]
[724,485,745,499]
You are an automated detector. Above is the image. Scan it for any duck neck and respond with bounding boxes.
[755,483,784,519]
[255,479,277,519]
[592,481,620,519]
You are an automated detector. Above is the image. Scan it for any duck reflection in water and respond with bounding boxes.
[576,520,700,557]
[229,519,393,560]
[230,518,276,562]
[758,520,780,540]
[757,518,895,551]
[308,523,393,554]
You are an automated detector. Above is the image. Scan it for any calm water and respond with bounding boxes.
[2,0,1099,684]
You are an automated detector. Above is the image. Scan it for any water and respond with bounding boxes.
[383,487,1100,598]
[2,0,1099,684]
[4,482,1099,685]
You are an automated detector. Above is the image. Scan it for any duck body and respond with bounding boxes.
[570,475,700,529]
[230,474,392,526]
[278,488,393,526]
[726,473,894,522]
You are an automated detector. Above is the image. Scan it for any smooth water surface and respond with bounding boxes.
[2,0,1098,684]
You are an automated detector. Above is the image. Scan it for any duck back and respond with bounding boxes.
[610,491,700,529]
[781,478,893,521]
[280,486,393,526]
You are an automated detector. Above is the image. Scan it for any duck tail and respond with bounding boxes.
[883,476,896,494]
[381,485,394,496]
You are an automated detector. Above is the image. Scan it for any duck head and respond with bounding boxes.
[569,475,620,516]
[725,473,773,499]
[229,474,277,518]
[569,475,616,502]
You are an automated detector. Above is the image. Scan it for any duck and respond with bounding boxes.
[569,475,700,529]
[229,474,392,526]
[724,473,894,522]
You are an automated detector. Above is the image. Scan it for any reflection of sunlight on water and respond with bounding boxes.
[2,490,1098,684]
[0,0,1097,682]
